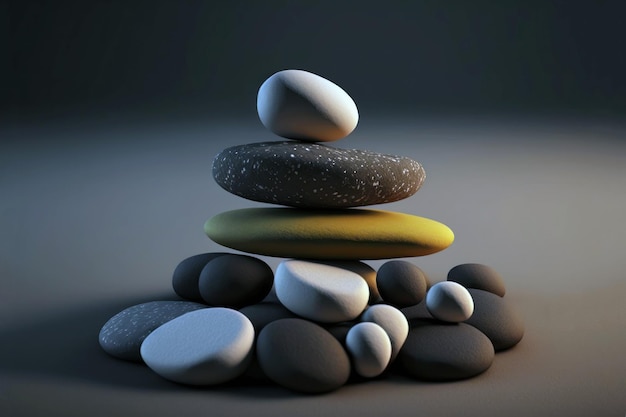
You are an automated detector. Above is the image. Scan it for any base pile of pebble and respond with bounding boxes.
[99,70,524,394]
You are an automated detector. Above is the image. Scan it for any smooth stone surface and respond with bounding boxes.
[172,253,227,301]
[239,302,297,333]
[140,308,254,386]
[256,318,351,394]
[361,304,409,360]
[426,281,475,323]
[98,301,207,362]
[464,289,525,351]
[304,260,379,304]
[447,263,506,297]
[398,320,495,381]
[346,322,392,378]
[198,254,274,309]
[212,141,425,208]
[205,208,454,260]
[376,261,428,307]
[257,69,358,142]
[274,260,369,323]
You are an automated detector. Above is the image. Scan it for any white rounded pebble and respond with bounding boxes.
[275,259,369,323]
[346,322,392,378]
[257,69,359,142]
[361,304,409,360]
[426,281,475,323]
[140,308,254,385]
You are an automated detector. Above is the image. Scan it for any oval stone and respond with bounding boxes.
[212,141,425,208]
[447,263,506,297]
[464,289,525,351]
[426,281,475,323]
[361,304,409,361]
[198,254,274,309]
[274,259,369,323]
[257,69,358,142]
[172,253,227,301]
[256,318,351,393]
[140,308,255,385]
[398,320,495,381]
[98,301,207,362]
[205,208,454,260]
[376,261,428,307]
[346,322,392,378]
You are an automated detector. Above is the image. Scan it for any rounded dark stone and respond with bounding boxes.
[198,254,274,309]
[256,318,351,393]
[376,261,428,307]
[464,289,525,351]
[398,319,495,381]
[212,141,425,208]
[98,301,207,362]
[172,253,227,301]
[239,302,297,333]
[447,263,506,297]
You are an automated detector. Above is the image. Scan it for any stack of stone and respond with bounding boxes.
[98,70,524,394]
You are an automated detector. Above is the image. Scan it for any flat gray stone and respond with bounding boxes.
[212,141,425,208]
[447,263,506,297]
[98,301,207,362]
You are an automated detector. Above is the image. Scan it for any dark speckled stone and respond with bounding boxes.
[99,301,207,362]
[212,141,425,208]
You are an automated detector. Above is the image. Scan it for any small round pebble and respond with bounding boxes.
[376,261,428,307]
[275,259,369,323]
[447,263,506,297]
[361,304,409,360]
[239,302,297,333]
[346,322,392,378]
[198,254,274,309]
[464,289,525,351]
[257,69,358,142]
[172,253,227,301]
[256,318,351,394]
[426,281,474,323]
[309,260,379,303]
[98,301,207,361]
[398,320,495,381]
[140,308,255,385]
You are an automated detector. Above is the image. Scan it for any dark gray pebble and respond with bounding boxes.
[398,319,494,381]
[172,253,227,301]
[99,301,206,361]
[256,318,351,393]
[239,302,297,332]
[376,261,428,307]
[212,141,425,208]
[447,263,506,297]
[199,254,274,309]
[464,289,524,351]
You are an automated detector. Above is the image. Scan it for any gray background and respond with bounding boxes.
[2,1,626,416]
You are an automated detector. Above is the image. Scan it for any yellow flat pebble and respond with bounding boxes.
[204,208,454,260]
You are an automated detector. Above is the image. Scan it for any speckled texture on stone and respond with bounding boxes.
[212,141,425,208]
[98,301,207,362]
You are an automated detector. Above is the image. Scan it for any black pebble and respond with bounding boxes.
[376,261,428,307]
[447,263,506,297]
[464,289,525,351]
[398,319,495,381]
[172,253,227,301]
[198,254,274,309]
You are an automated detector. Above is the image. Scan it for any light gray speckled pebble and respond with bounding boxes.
[212,141,425,208]
[98,301,207,362]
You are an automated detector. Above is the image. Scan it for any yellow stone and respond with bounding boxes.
[204,208,454,260]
